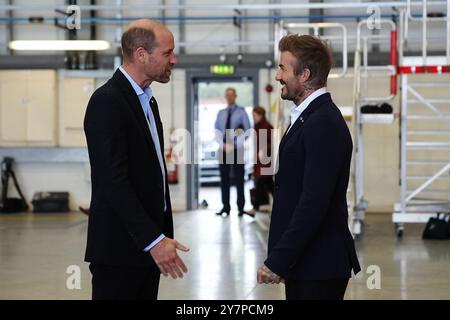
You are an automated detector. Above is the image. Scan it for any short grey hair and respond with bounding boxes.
[121,27,157,62]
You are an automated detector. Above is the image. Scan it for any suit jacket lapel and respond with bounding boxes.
[279,115,305,151]
[149,97,169,186]
[149,97,165,153]
[112,70,161,165]
[279,93,331,152]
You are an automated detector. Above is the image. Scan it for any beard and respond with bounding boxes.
[280,80,307,105]
[159,75,170,83]
[280,84,291,100]
[148,64,172,84]
[280,81,298,101]
[156,69,171,83]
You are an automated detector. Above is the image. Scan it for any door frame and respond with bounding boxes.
[185,67,260,210]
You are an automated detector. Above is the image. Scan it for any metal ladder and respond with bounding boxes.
[351,18,398,238]
[393,0,450,237]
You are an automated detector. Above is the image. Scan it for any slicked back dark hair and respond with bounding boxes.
[279,34,333,88]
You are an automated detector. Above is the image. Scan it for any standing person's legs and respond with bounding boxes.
[254,176,263,210]
[263,176,274,196]
[234,163,245,212]
[219,163,231,212]
[258,176,274,213]
[90,263,161,300]
[285,278,349,300]
[254,176,273,210]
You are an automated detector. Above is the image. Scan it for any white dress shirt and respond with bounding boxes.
[287,87,327,133]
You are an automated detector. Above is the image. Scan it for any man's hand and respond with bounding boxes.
[257,264,283,284]
[258,150,265,162]
[150,237,189,279]
[224,143,234,153]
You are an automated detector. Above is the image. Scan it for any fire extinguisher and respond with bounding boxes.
[166,129,179,184]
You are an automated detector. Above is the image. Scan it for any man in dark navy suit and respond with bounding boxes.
[257,34,360,300]
[84,19,189,300]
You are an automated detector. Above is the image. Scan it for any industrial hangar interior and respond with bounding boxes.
[0,0,450,301]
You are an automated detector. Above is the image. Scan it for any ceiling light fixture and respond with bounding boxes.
[8,40,111,51]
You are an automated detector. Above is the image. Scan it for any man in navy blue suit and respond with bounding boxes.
[257,34,360,300]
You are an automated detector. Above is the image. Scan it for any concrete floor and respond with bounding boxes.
[1,207,450,300]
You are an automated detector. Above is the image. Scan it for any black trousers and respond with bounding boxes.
[90,263,160,300]
[285,278,349,300]
[219,149,245,212]
[253,176,274,210]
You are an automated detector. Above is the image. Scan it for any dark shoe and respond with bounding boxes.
[238,210,255,218]
[216,208,230,216]
[200,199,209,208]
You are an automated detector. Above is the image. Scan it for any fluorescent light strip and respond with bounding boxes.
[8,40,111,51]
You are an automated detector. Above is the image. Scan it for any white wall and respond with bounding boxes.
[152,69,188,211]
[3,67,450,213]
[258,67,402,212]
[1,0,449,213]
[328,73,401,212]
[8,162,91,210]
[4,69,188,212]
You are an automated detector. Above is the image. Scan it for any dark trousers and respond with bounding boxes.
[285,278,349,300]
[219,149,245,211]
[253,176,274,210]
[90,263,160,300]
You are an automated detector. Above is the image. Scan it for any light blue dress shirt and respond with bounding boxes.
[119,66,166,252]
[214,105,251,149]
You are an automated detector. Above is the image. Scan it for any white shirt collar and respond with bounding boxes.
[290,87,327,128]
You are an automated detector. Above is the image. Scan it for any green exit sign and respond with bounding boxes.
[210,64,235,75]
